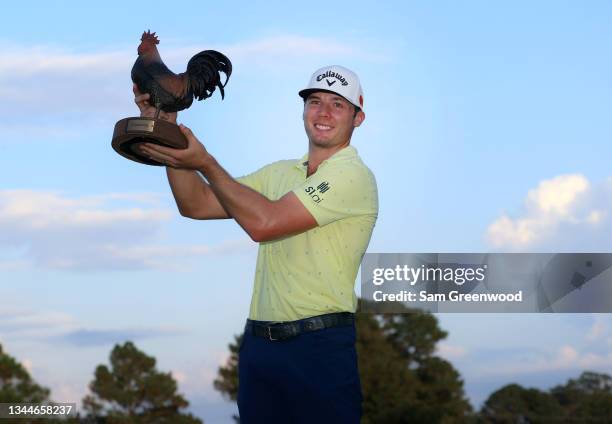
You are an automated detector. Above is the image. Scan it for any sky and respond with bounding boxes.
[1,0,612,421]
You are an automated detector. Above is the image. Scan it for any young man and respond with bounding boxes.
[135,65,378,423]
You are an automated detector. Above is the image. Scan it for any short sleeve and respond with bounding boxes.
[293,162,378,227]
[236,164,272,194]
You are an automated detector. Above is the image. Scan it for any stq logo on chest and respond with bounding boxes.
[305,182,331,203]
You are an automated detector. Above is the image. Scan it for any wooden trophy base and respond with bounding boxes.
[111,117,187,166]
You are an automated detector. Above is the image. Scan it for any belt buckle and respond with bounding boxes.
[267,326,278,341]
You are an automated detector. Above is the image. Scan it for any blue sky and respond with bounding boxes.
[2,1,612,421]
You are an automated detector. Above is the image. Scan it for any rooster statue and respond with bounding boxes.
[131,30,232,113]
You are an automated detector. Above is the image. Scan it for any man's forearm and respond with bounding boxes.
[198,154,274,240]
[166,167,228,219]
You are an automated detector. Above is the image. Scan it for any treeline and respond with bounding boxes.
[0,342,200,423]
[2,306,612,423]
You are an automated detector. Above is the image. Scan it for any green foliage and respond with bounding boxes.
[358,306,473,424]
[214,302,473,423]
[0,343,50,403]
[480,384,564,423]
[481,371,612,423]
[551,371,612,422]
[213,334,242,401]
[82,341,202,424]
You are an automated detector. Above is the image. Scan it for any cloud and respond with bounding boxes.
[0,307,79,343]
[586,315,608,342]
[0,309,76,334]
[0,34,382,128]
[486,174,612,250]
[171,348,232,402]
[0,35,376,79]
[0,190,252,271]
[436,342,468,360]
[217,35,369,64]
[0,305,184,349]
[477,344,612,377]
[0,43,128,76]
[58,327,185,347]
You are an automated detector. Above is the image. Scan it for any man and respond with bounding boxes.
[134,65,378,423]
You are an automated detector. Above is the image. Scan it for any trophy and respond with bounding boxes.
[112,31,232,166]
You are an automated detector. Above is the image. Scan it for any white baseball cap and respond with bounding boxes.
[299,65,364,111]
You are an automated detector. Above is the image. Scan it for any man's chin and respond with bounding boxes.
[310,138,333,147]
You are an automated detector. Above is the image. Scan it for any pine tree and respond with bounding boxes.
[82,341,202,424]
[0,343,50,403]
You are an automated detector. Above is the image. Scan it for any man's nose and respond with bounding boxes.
[317,102,332,116]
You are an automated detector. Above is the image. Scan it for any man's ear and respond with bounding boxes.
[353,110,366,128]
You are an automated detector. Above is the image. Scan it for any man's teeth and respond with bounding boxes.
[315,124,332,130]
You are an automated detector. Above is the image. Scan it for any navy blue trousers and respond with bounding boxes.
[237,322,362,423]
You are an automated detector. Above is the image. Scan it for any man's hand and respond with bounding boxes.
[133,84,177,123]
[138,125,211,170]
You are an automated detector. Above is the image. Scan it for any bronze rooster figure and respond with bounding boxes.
[131,30,232,113]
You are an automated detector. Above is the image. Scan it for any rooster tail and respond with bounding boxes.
[186,50,232,101]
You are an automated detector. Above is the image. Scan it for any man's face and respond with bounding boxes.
[303,91,364,149]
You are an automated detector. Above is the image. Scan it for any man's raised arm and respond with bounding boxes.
[133,85,229,220]
[138,125,318,242]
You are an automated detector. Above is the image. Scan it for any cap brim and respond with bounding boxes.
[298,88,360,109]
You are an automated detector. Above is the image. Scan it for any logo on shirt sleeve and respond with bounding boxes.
[305,181,331,203]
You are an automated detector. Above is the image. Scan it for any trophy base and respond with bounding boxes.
[111,117,188,166]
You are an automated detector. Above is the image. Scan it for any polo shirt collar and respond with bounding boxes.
[295,145,358,170]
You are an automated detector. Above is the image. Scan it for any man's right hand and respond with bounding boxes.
[133,84,177,123]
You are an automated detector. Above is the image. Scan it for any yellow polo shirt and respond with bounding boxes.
[238,146,378,321]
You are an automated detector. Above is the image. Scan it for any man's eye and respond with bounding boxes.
[335,103,343,108]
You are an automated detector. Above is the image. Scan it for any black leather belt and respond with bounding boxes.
[245,312,355,341]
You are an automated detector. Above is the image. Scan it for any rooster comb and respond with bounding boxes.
[140,30,160,45]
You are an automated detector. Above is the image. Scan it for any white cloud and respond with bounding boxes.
[0,307,78,339]
[166,347,235,404]
[0,35,369,97]
[21,358,33,373]
[172,370,187,384]
[0,190,252,271]
[478,344,612,377]
[527,174,589,217]
[486,174,612,250]
[0,44,128,76]
[0,35,375,79]
[59,327,186,347]
[50,382,84,405]
[0,34,387,135]
[586,315,608,342]
[436,342,468,360]
[220,35,365,63]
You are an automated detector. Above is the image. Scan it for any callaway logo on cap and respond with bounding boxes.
[299,65,364,110]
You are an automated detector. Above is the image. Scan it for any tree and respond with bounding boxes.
[213,334,242,423]
[551,371,612,422]
[480,384,564,424]
[214,301,473,423]
[358,306,473,423]
[213,334,242,402]
[481,371,612,423]
[82,341,202,424]
[0,343,50,403]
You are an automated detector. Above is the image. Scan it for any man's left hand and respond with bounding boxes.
[138,124,210,170]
